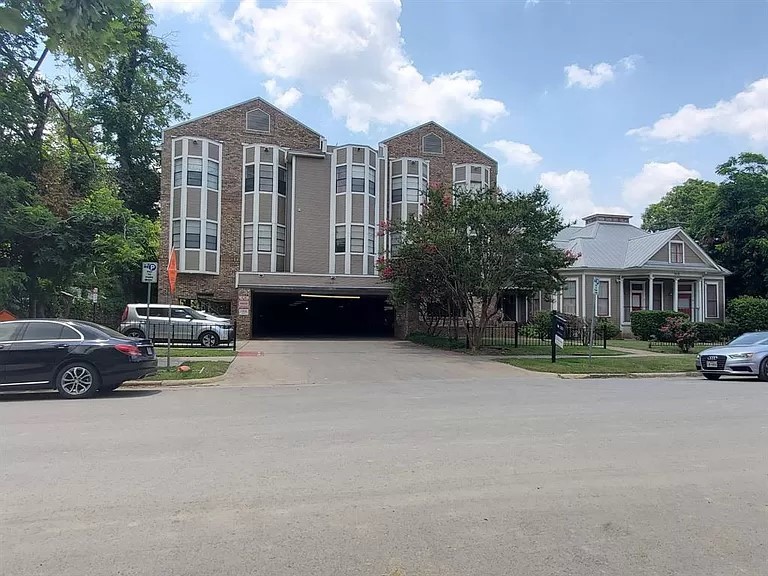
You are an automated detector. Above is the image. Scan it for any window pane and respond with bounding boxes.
[351,178,365,193]
[278,166,287,195]
[598,280,608,298]
[367,226,375,253]
[336,166,346,193]
[187,157,203,186]
[335,226,346,253]
[185,220,201,249]
[244,165,255,192]
[350,226,364,253]
[276,226,286,255]
[243,224,254,252]
[259,164,273,192]
[392,176,402,202]
[206,160,219,190]
[706,284,718,317]
[21,322,65,341]
[205,222,218,251]
[351,165,365,178]
[173,158,182,187]
[368,167,376,195]
[257,224,272,252]
[406,176,420,202]
[171,220,181,249]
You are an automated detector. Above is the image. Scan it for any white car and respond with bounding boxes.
[119,304,234,348]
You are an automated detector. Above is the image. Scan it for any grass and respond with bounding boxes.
[607,339,711,354]
[409,333,621,356]
[143,361,231,381]
[502,355,697,374]
[156,347,237,357]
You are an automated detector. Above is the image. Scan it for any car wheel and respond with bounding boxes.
[759,359,768,383]
[199,331,220,348]
[125,328,145,339]
[56,363,100,399]
[703,373,721,381]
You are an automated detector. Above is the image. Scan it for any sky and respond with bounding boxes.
[148,0,768,224]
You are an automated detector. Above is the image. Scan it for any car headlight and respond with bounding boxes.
[728,352,754,359]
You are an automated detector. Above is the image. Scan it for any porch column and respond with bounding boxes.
[698,278,705,321]
[648,274,655,310]
[673,277,679,311]
[619,276,625,323]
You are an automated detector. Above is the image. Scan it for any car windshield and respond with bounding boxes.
[186,308,209,320]
[728,333,768,346]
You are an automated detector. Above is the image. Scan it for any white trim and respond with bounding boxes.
[705,281,720,319]
[595,278,611,318]
[290,158,297,273]
[668,240,685,264]
[560,278,578,315]
[581,273,586,319]
[619,276,626,324]
[329,152,337,273]
[630,281,646,314]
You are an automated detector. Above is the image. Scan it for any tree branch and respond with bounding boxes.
[28,47,49,81]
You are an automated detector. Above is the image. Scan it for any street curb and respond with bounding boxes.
[121,374,229,387]
[558,371,701,379]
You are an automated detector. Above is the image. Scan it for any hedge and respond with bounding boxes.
[726,296,768,333]
[630,310,688,340]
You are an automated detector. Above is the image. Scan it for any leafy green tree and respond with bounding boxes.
[380,184,576,351]
[641,179,717,233]
[697,153,768,298]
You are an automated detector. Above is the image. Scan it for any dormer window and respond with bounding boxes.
[246,109,271,133]
[669,241,684,263]
[422,133,443,154]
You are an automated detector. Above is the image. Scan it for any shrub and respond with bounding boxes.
[595,319,621,340]
[408,332,466,350]
[630,310,688,340]
[692,322,725,343]
[660,317,697,352]
[726,296,768,334]
[529,310,587,340]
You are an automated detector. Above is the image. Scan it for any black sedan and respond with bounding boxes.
[0,319,157,398]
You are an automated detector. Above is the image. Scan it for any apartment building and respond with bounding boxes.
[158,97,497,339]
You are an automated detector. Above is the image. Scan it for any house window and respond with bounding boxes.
[244,165,255,192]
[173,158,182,187]
[406,176,420,202]
[562,280,577,315]
[351,165,366,193]
[257,224,272,252]
[454,163,490,190]
[336,165,347,193]
[246,109,270,132]
[205,222,218,250]
[422,133,443,154]
[187,157,203,186]
[350,225,364,253]
[670,241,684,263]
[706,283,719,318]
[335,226,346,253]
[206,160,219,190]
[243,224,254,252]
[367,226,375,253]
[392,176,402,202]
[171,220,181,248]
[653,283,663,311]
[596,280,609,317]
[185,220,201,249]
[277,166,287,196]
[259,164,273,192]
[390,232,401,254]
[368,167,376,195]
[276,225,286,255]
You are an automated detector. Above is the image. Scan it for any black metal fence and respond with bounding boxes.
[478,323,608,349]
[119,321,237,349]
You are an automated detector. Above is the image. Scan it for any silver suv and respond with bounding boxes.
[119,304,234,348]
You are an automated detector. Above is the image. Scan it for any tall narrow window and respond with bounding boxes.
[367,226,375,253]
[706,283,719,318]
[596,280,609,316]
[350,226,364,253]
[185,220,201,249]
[562,280,577,315]
[351,165,366,193]
[205,222,218,250]
[257,224,272,252]
[336,166,347,193]
[406,176,420,202]
[244,165,255,192]
[171,220,181,248]
[173,158,182,187]
[278,166,287,196]
[259,164,273,192]
[368,167,376,195]
[392,176,402,202]
[335,226,346,253]
[206,161,219,190]
[187,158,203,186]
[276,225,286,255]
[670,241,684,263]
[243,224,254,252]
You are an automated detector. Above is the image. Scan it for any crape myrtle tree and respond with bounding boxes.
[378,183,577,351]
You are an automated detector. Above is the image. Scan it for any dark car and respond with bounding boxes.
[0,319,157,398]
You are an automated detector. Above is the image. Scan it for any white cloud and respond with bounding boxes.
[485,140,542,168]
[621,162,700,206]
[149,0,219,16]
[564,55,639,89]
[627,77,768,143]
[263,80,302,110]
[525,0,540,6]
[203,0,507,132]
[539,170,629,223]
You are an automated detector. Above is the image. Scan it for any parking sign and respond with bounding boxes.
[142,262,158,283]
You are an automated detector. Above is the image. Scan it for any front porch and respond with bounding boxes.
[619,275,718,325]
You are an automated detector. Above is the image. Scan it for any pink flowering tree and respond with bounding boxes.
[659,316,698,352]
[378,183,577,350]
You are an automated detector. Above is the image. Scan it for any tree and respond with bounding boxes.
[641,179,717,233]
[697,153,768,298]
[80,1,188,216]
[380,184,577,351]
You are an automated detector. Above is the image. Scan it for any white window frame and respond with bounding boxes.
[560,279,578,316]
[630,281,646,311]
[421,132,443,155]
[453,163,491,190]
[596,278,610,317]
[669,240,685,264]
[245,109,271,133]
[705,282,719,319]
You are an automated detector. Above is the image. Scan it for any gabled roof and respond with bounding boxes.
[381,121,496,164]
[554,221,729,273]
[164,97,323,137]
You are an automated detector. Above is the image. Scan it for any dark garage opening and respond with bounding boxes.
[252,293,394,337]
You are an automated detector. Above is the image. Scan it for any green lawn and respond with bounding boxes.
[155,347,237,357]
[607,339,710,354]
[502,355,698,374]
[143,361,231,381]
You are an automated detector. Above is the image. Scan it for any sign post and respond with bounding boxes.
[166,249,178,369]
[551,311,566,363]
[589,277,600,362]
[90,287,98,322]
[141,262,158,340]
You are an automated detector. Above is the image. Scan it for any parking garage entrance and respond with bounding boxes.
[251,292,394,337]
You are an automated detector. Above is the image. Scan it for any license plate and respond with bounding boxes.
[706,360,718,369]
[146,347,155,356]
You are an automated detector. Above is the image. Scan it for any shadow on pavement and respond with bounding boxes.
[0,389,162,402]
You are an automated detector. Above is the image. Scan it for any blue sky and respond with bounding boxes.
[150,0,768,222]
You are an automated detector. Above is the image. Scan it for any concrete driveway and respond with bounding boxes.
[226,338,537,386]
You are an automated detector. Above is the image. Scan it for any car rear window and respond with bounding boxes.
[75,321,132,340]
[0,322,20,342]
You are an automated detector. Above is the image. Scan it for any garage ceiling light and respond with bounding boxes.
[300,294,361,300]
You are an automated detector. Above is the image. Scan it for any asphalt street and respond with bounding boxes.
[2,376,767,576]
